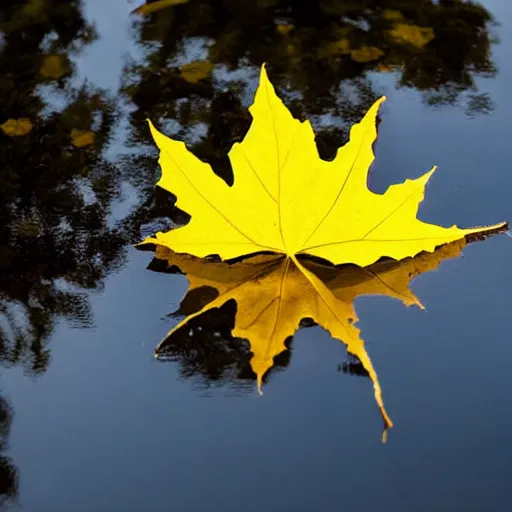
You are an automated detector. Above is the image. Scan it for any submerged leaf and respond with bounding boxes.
[383,10,404,21]
[276,23,294,35]
[350,46,384,63]
[70,129,95,148]
[131,0,188,16]
[40,54,71,80]
[180,61,213,83]
[141,65,506,266]
[388,24,435,48]
[1,118,32,136]
[318,38,351,58]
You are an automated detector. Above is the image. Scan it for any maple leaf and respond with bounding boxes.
[149,234,495,430]
[140,64,506,267]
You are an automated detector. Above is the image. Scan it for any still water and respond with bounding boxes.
[0,0,511,510]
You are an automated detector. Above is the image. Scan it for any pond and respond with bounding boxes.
[0,0,511,510]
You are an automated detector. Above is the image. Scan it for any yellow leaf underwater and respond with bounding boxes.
[180,61,213,83]
[141,65,506,266]
[40,54,71,80]
[131,0,189,16]
[150,235,493,430]
[1,118,32,136]
[383,10,404,21]
[350,46,384,63]
[388,23,435,48]
[70,129,95,148]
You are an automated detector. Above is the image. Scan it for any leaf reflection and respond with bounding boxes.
[145,229,505,432]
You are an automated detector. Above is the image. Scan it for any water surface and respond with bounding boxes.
[0,1,511,510]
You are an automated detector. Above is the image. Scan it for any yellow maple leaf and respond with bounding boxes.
[141,65,506,267]
[150,235,491,431]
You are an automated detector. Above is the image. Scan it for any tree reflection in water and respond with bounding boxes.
[0,0,123,505]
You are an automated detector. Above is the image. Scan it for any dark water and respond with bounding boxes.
[0,0,511,510]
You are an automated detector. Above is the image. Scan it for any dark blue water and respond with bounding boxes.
[1,1,511,510]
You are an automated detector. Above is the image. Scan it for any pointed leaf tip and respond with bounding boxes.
[362,96,387,123]
[259,63,270,84]
[422,165,437,182]
[373,96,387,110]
[257,376,263,395]
[147,119,159,138]
[380,406,393,429]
